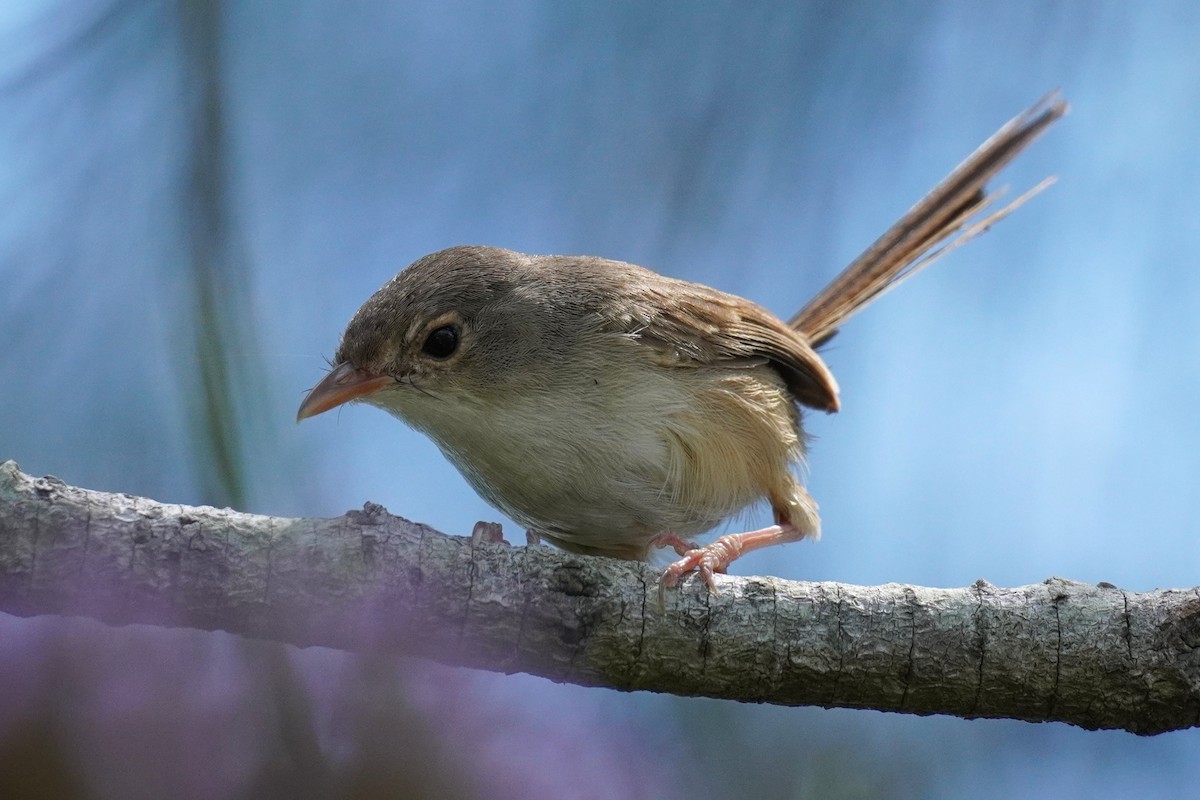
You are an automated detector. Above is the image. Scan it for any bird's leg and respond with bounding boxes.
[660,523,808,593]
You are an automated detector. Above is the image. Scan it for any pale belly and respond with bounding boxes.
[391,362,804,560]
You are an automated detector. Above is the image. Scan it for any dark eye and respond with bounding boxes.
[422,325,459,359]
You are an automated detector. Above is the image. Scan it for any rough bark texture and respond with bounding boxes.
[1,460,1197,734]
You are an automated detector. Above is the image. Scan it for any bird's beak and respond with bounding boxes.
[296,362,394,421]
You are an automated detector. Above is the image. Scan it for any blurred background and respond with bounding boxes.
[2,1,1199,798]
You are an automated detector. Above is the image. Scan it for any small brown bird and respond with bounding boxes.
[299,94,1065,591]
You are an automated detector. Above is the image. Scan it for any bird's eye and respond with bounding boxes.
[421,325,459,359]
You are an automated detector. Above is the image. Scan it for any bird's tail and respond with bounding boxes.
[791,92,1068,347]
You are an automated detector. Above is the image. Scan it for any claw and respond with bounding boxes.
[648,532,699,557]
[660,548,721,592]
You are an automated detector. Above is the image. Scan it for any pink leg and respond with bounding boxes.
[471,521,509,546]
[648,532,700,557]
[660,523,807,593]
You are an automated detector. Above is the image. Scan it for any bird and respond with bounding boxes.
[298,93,1066,592]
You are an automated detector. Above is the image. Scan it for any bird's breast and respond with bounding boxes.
[385,353,804,558]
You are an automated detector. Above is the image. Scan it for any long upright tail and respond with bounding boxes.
[791,92,1068,347]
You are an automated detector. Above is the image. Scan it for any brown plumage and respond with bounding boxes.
[298,94,1066,589]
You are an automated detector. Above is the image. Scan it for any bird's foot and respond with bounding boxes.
[659,523,804,596]
[648,532,700,557]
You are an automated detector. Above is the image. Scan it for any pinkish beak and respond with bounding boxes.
[296,362,394,421]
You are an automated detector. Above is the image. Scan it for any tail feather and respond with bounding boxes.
[791,92,1068,347]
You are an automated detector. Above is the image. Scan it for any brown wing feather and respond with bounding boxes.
[612,278,840,412]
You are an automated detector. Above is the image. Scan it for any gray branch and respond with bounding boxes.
[1,461,1197,734]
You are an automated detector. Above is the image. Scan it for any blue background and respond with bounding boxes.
[2,2,1198,798]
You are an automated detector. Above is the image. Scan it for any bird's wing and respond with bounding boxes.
[606,278,840,412]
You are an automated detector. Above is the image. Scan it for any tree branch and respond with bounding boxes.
[1,460,1197,734]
